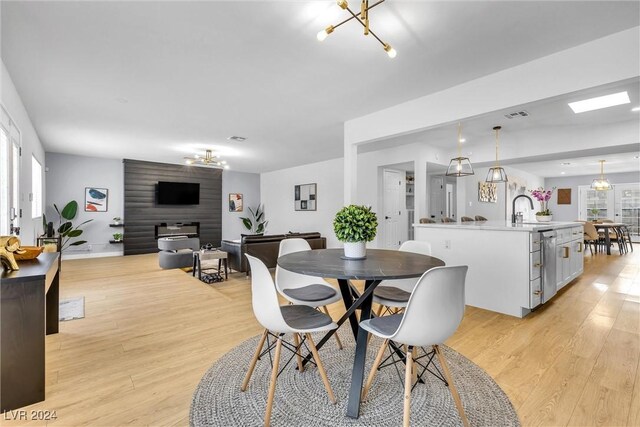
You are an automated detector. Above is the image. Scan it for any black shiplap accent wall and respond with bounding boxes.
[123,159,222,255]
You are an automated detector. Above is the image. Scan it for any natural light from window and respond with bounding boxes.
[32,155,43,218]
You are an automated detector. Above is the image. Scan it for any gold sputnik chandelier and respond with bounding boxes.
[184,150,228,169]
[317,0,396,58]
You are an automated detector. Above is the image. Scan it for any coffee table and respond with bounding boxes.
[192,249,228,281]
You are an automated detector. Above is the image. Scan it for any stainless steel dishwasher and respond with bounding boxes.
[539,230,557,304]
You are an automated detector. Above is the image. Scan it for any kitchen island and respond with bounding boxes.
[414,221,584,317]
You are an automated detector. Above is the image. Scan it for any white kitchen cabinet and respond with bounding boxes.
[414,220,584,318]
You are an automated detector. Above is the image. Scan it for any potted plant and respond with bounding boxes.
[333,205,378,259]
[52,200,93,251]
[112,217,122,225]
[240,205,268,235]
[529,187,555,222]
[112,232,123,242]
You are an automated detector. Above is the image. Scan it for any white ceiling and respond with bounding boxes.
[2,1,639,172]
[359,78,640,177]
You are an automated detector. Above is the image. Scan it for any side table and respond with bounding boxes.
[193,250,228,281]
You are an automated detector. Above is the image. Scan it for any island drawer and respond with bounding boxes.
[530,233,541,253]
[571,226,583,240]
[530,277,542,308]
[530,251,541,280]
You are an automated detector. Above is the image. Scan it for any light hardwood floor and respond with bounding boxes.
[2,249,639,426]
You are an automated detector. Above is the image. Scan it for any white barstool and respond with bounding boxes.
[242,254,338,427]
[361,265,469,427]
[276,238,343,349]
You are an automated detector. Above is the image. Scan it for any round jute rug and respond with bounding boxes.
[190,333,519,426]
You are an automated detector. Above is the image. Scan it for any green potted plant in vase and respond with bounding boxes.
[112,233,123,242]
[333,205,378,259]
[530,187,555,222]
[240,204,268,235]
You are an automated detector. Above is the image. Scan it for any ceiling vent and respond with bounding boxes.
[228,136,247,142]
[504,110,529,119]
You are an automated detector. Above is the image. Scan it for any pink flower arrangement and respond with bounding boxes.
[529,187,555,215]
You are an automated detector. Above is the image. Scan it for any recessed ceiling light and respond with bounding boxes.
[568,91,630,113]
[561,172,566,175]
[228,136,247,142]
[459,138,466,143]
[632,106,640,112]
[560,162,571,166]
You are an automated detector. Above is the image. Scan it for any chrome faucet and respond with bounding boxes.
[512,195,534,224]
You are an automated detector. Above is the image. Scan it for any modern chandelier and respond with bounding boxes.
[591,160,612,191]
[446,123,474,177]
[485,126,508,183]
[184,150,228,169]
[316,0,396,58]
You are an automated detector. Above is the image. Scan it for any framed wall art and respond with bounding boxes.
[557,188,571,205]
[478,182,497,203]
[295,183,317,211]
[85,187,108,212]
[229,193,243,212]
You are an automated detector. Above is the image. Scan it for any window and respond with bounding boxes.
[32,156,43,218]
[0,105,20,235]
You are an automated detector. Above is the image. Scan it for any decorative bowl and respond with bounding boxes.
[14,246,45,260]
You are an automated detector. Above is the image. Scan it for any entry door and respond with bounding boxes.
[614,183,640,243]
[383,169,403,249]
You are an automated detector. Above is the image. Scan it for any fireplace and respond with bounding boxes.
[154,222,200,239]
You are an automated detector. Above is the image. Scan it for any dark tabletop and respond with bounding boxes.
[593,223,626,228]
[0,252,59,283]
[277,248,445,281]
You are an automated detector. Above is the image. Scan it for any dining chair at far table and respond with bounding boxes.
[242,254,338,427]
[460,216,475,222]
[583,221,602,255]
[474,215,488,221]
[373,240,432,316]
[276,238,344,349]
[360,265,470,427]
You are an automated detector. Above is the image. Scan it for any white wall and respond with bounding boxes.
[45,152,123,257]
[1,60,46,245]
[545,171,640,222]
[261,158,344,248]
[461,166,545,221]
[222,170,260,240]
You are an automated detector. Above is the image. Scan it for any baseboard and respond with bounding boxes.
[62,251,123,260]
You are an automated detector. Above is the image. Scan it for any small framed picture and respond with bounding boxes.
[294,183,317,211]
[85,187,108,212]
[229,193,243,212]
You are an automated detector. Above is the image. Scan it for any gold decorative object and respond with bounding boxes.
[316,0,397,58]
[478,182,497,203]
[184,149,228,169]
[446,123,474,177]
[14,246,45,261]
[591,160,612,191]
[485,126,508,183]
[0,236,23,271]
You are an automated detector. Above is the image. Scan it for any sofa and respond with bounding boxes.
[221,232,326,274]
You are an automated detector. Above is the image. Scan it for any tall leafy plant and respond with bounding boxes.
[240,204,268,235]
[53,201,93,251]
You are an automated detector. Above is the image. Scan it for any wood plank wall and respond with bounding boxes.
[123,159,222,255]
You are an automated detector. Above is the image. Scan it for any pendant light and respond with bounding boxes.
[446,123,474,177]
[591,160,612,191]
[485,126,508,183]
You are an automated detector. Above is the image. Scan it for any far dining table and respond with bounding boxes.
[593,222,627,255]
[277,248,445,419]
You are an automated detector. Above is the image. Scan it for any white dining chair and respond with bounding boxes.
[373,240,432,315]
[360,265,469,427]
[276,238,343,349]
[242,254,338,427]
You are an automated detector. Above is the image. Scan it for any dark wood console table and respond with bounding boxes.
[0,252,60,411]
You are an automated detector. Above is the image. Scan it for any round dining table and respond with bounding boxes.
[277,248,445,419]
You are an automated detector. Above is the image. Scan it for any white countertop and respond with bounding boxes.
[413,220,583,232]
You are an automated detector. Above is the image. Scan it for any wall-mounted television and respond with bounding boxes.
[157,181,200,205]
